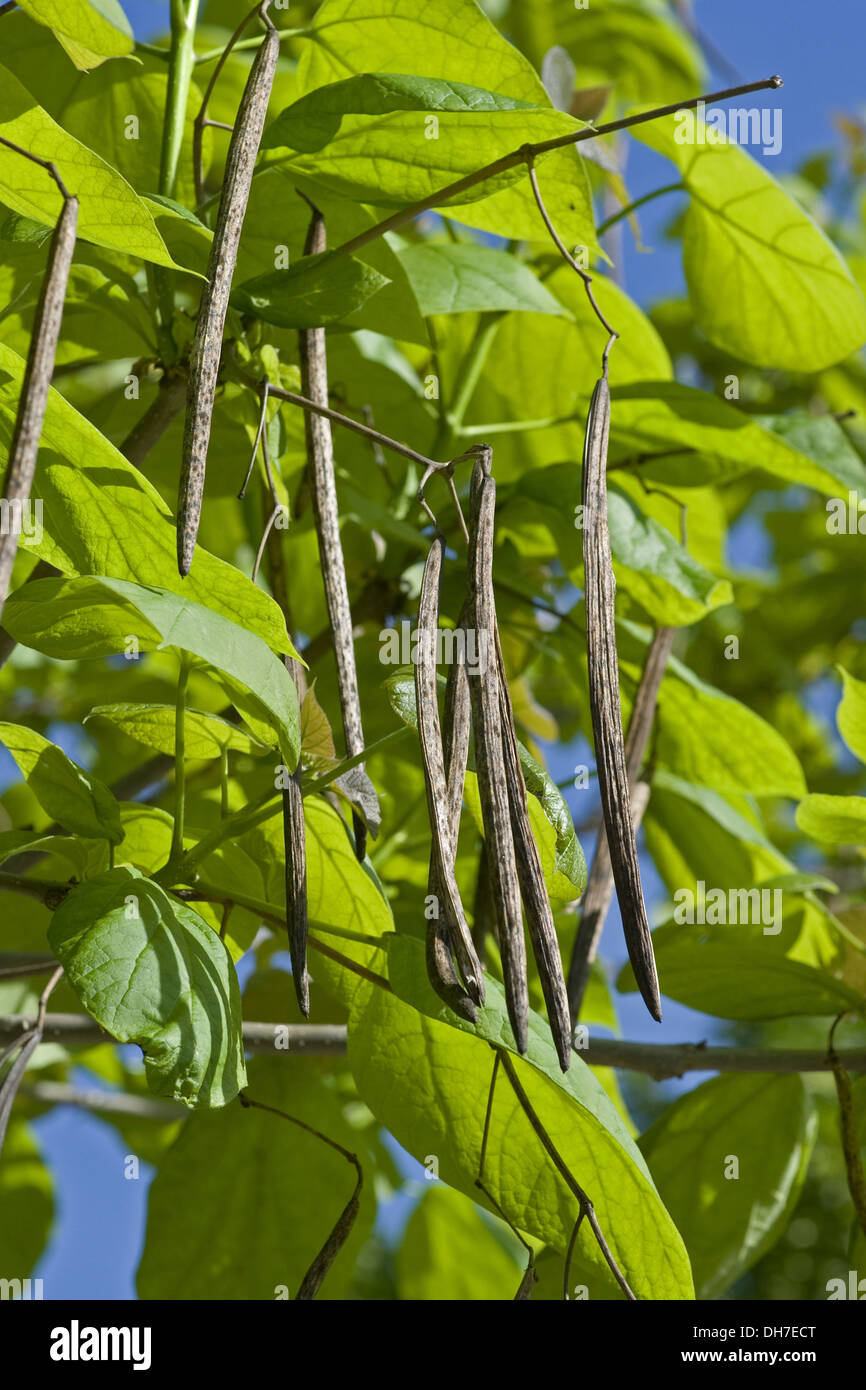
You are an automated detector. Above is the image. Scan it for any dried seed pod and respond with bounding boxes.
[581,375,661,1021]
[300,206,368,862]
[0,193,78,618]
[177,16,280,577]
[265,487,310,1014]
[567,627,673,1022]
[466,456,528,1053]
[416,536,484,1007]
[294,1179,361,1300]
[426,601,477,1021]
[514,1258,538,1301]
[494,627,572,1072]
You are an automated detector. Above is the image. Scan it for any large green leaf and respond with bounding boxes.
[639,1074,817,1299]
[634,112,866,370]
[606,488,731,625]
[0,63,178,266]
[265,72,541,153]
[198,796,394,942]
[233,251,389,330]
[397,242,571,318]
[236,169,429,345]
[796,794,866,846]
[617,924,862,1020]
[396,1185,522,1300]
[49,866,247,1107]
[608,382,866,496]
[84,704,267,760]
[837,666,866,766]
[3,576,300,768]
[0,341,292,651]
[296,0,594,246]
[639,640,807,798]
[500,471,730,627]
[0,720,122,843]
[0,1121,54,1279]
[17,0,133,70]
[137,1055,374,1299]
[329,935,693,1299]
[554,2,702,103]
[267,95,582,214]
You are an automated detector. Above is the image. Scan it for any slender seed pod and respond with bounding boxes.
[416,536,484,1006]
[265,487,309,1015]
[466,456,528,1053]
[581,375,661,1021]
[426,601,477,1022]
[514,1258,538,1301]
[177,14,280,577]
[0,194,78,618]
[494,626,572,1072]
[294,1177,362,1300]
[299,207,368,862]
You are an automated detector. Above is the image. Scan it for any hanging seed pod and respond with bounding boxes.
[0,192,77,618]
[177,14,280,577]
[264,481,310,1015]
[426,605,477,1021]
[567,627,673,1022]
[300,206,368,862]
[494,626,572,1072]
[416,537,484,1007]
[426,601,477,1021]
[514,1257,538,1301]
[466,455,528,1053]
[295,1178,362,1300]
[581,375,661,1021]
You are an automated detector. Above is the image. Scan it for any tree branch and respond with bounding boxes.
[0,1012,863,1076]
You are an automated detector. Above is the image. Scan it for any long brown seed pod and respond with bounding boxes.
[581,375,661,1022]
[300,206,368,862]
[567,626,674,1021]
[466,455,528,1053]
[177,4,279,577]
[0,187,77,619]
[494,626,572,1072]
[426,600,477,1021]
[416,537,484,1007]
[265,502,309,1017]
[295,1179,362,1300]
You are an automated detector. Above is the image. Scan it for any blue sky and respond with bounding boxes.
[17,0,866,1298]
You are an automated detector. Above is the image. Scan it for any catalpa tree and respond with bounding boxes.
[0,0,865,1305]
